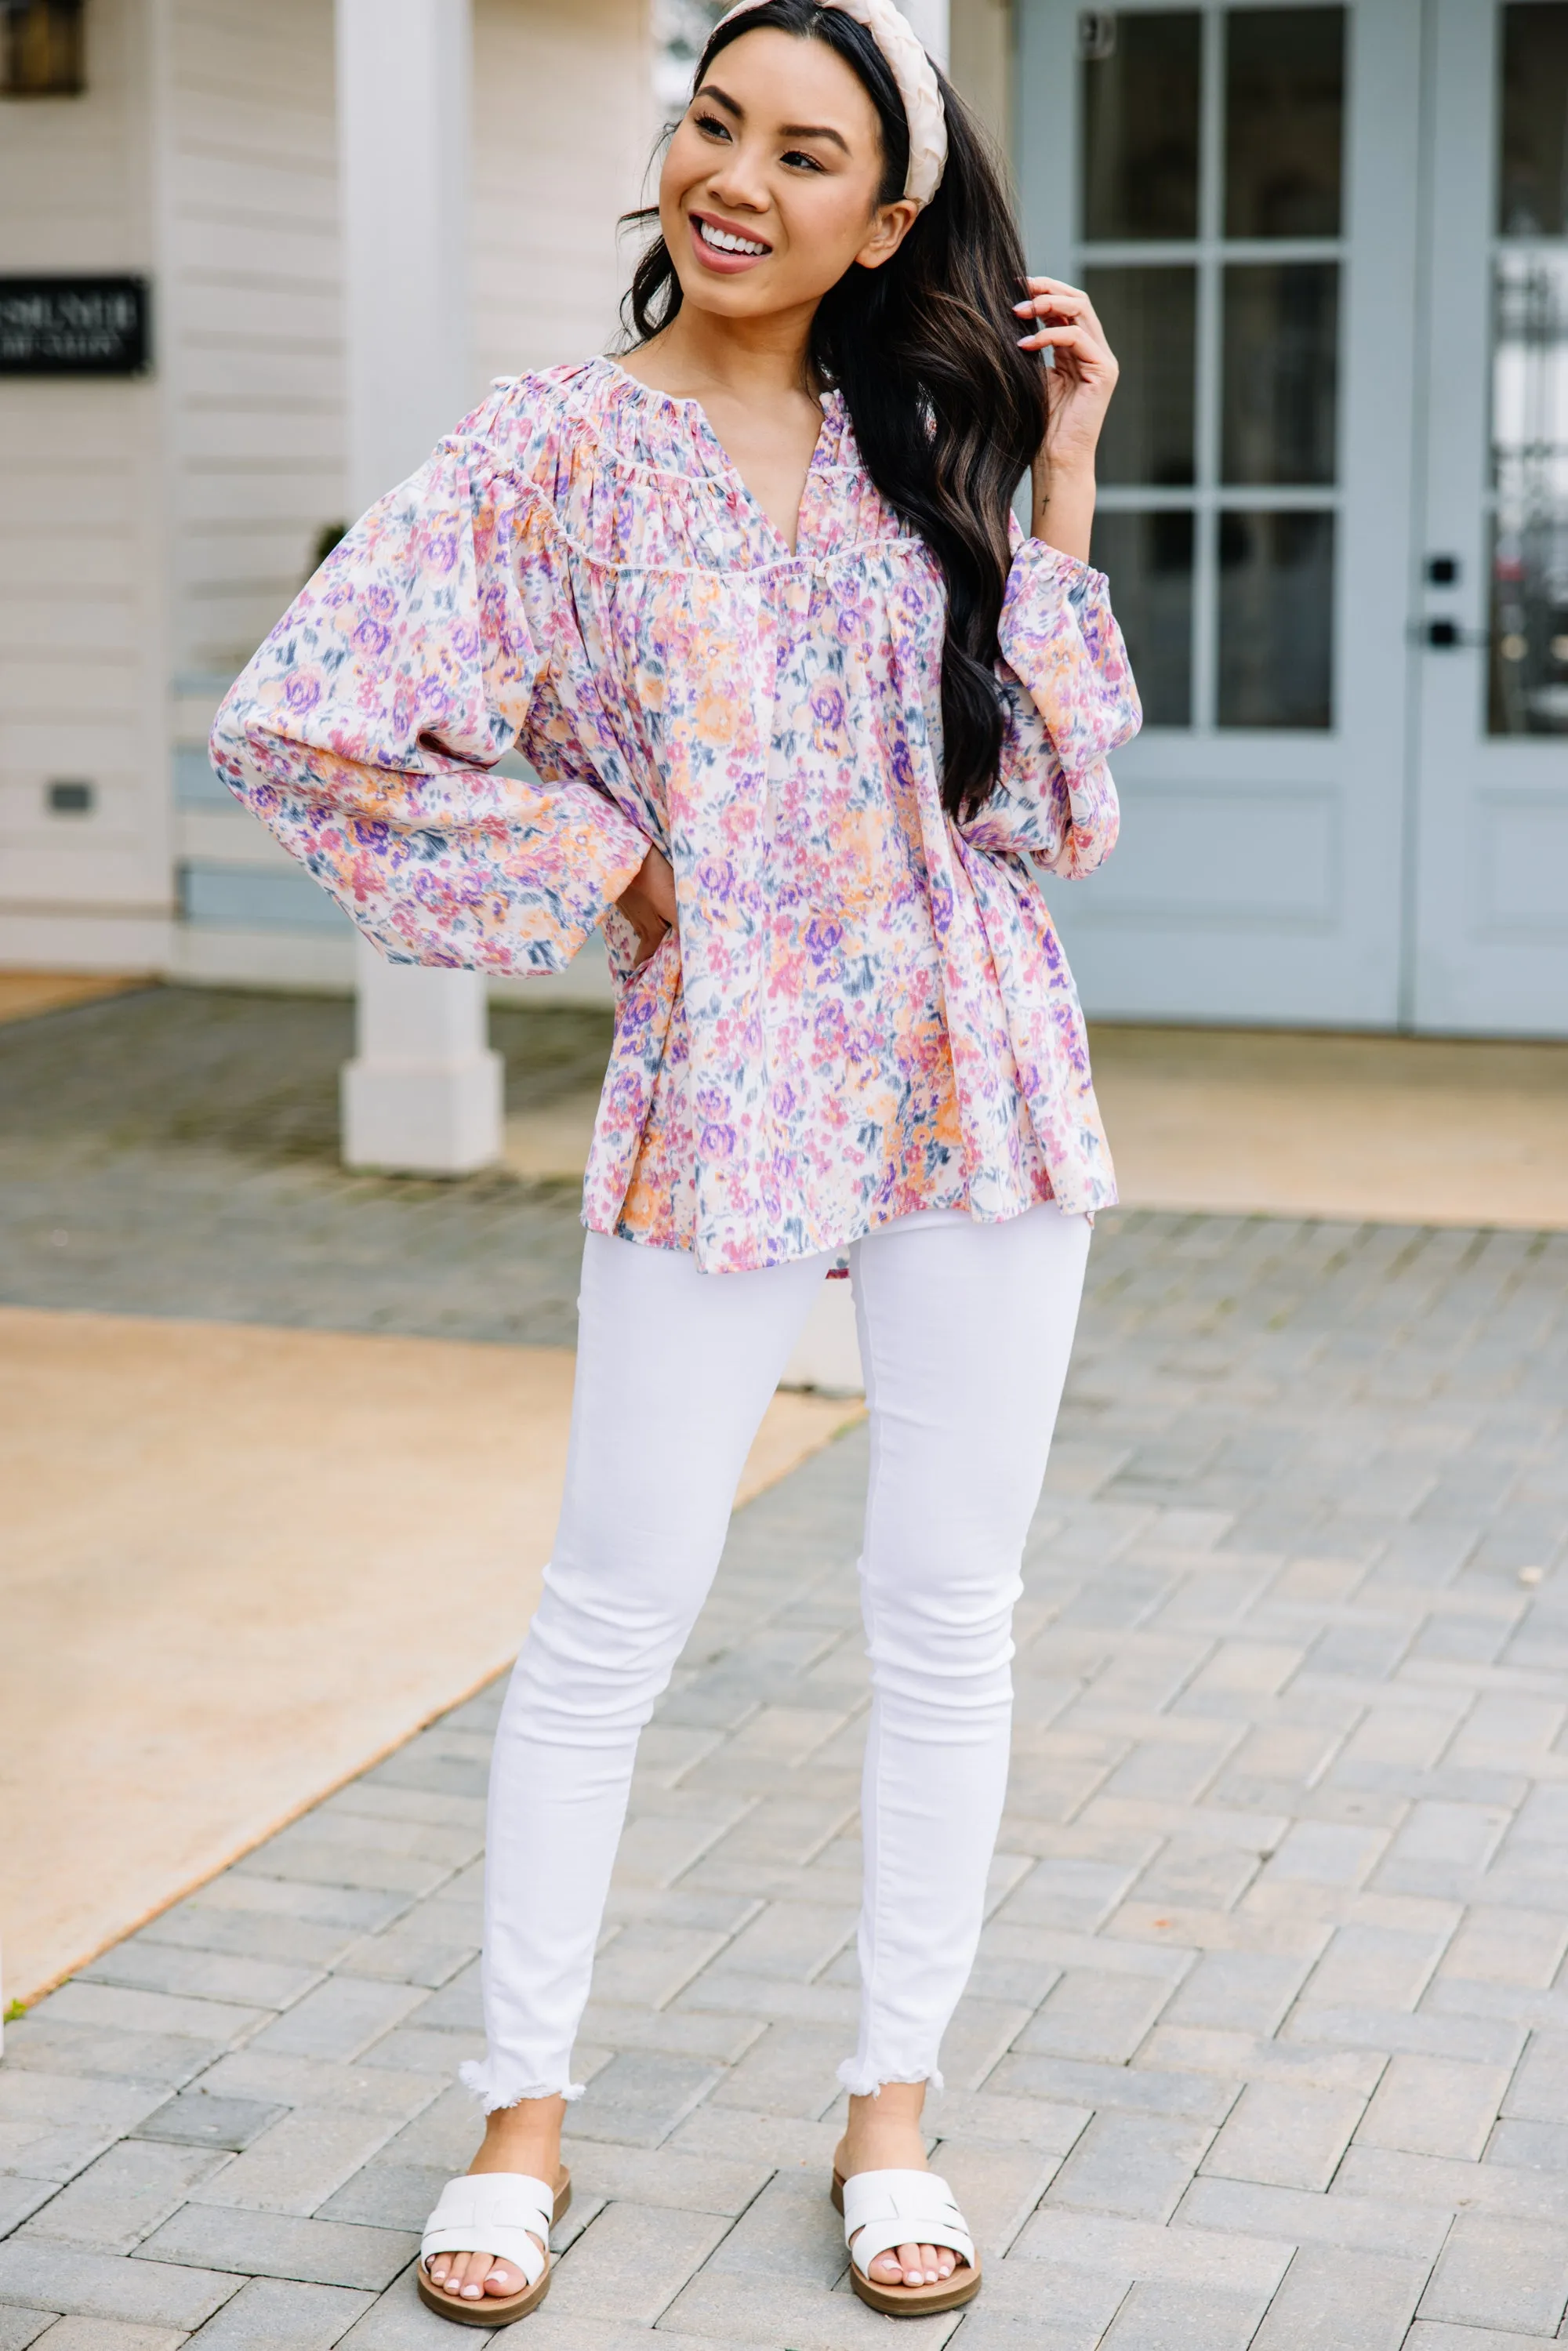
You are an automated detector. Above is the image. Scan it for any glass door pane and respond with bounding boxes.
[1489,5,1568,736]
[1218,510,1335,724]
[1018,0,1422,1027]
[1083,264,1199,484]
[1220,262,1340,484]
[1224,5,1346,234]
[1411,0,1568,1032]
[1081,5,1345,732]
[1093,510,1196,724]
[1081,10,1203,238]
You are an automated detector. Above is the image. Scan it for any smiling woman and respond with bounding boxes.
[209,0,1138,2326]
[622,0,1075,822]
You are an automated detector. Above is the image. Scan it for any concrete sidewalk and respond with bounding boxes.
[3,1211,1566,2349]
[0,1309,851,2008]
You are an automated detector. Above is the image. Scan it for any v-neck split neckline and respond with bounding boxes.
[598,354,837,559]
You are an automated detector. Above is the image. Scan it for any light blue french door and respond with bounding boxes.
[1411,0,1568,1035]
[1014,1,1425,1025]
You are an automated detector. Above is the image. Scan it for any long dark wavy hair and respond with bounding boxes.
[621,0,1048,819]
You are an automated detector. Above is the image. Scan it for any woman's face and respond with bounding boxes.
[659,27,918,323]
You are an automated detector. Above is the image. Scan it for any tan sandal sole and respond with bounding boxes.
[830,2168,982,2317]
[416,2169,572,2327]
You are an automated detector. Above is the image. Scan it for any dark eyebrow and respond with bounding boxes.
[692,81,851,156]
[779,120,850,154]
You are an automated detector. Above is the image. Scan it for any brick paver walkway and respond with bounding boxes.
[0,989,612,1346]
[3,1209,1567,2347]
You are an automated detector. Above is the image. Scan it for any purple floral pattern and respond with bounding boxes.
[212,358,1139,1272]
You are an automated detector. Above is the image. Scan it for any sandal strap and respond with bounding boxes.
[841,2168,975,2279]
[421,2173,551,2288]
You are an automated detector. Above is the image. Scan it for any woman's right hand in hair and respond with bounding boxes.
[1015,276,1119,564]
[617,845,678,967]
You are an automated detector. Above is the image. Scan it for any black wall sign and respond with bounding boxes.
[0,276,150,376]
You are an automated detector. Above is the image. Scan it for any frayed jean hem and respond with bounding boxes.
[459,2059,584,2111]
[837,2060,945,2098]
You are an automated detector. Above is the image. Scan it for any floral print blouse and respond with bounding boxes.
[211,357,1140,1273]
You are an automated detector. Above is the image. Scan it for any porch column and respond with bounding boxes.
[335,0,503,1175]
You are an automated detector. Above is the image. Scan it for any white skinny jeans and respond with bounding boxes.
[463,1203,1090,2112]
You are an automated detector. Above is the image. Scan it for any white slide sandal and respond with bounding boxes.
[832,2164,982,2316]
[417,2168,571,2325]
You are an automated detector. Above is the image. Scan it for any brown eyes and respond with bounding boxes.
[688,114,824,172]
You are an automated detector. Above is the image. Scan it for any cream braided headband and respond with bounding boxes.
[712,0,948,207]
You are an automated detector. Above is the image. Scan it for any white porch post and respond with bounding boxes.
[335,0,503,1176]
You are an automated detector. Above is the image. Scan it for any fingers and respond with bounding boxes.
[618,862,679,965]
[1016,275,1088,310]
[638,844,679,929]
[1014,279,1112,359]
[627,918,668,969]
[1014,278,1101,327]
[652,856,679,930]
[1017,325,1118,380]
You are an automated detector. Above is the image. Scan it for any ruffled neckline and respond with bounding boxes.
[589,354,849,475]
[579,357,854,562]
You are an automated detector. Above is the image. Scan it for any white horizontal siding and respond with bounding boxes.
[0,0,169,952]
[168,921,355,989]
[0,467,141,533]
[181,285,343,345]
[165,0,655,683]
[2,845,172,905]
[3,0,657,974]
[0,0,147,270]
[176,807,298,865]
[472,0,655,389]
[166,0,347,682]
[0,909,172,971]
[0,655,140,718]
[180,344,342,405]
[0,588,147,658]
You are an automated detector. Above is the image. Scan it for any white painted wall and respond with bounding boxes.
[161,0,357,989]
[172,0,655,995]
[0,0,171,973]
[0,0,652,987]
[165,0,346,685]
[472,0,655,386]
[474,0,653,1011]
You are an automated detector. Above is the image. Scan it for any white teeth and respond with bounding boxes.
[699,220,768,256]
